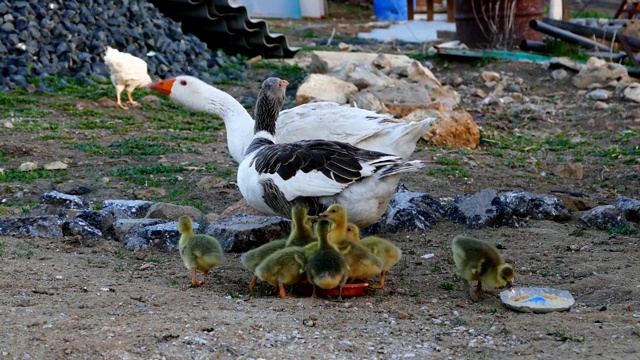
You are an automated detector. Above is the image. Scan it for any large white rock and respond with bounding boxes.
[624,83,640,103]
[295,74,358,105]
[310,51,416,74]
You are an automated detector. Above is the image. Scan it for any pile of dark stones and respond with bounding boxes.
[0,0,246,92]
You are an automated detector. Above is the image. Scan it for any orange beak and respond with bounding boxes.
[150,78,176,97]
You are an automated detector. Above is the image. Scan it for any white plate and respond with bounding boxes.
[500,287,575,313]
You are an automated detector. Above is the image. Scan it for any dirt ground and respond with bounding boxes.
[2,5,640,359]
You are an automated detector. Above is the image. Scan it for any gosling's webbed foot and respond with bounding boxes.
[128,100,141,107]
[116,101,128,110]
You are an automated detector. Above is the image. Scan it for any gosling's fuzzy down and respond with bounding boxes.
[451,235,514,301]
[255,246,307,298]
[349,224,402,289]
[321,204,382,281]
[178,215,224,287]
[305,219,349,300]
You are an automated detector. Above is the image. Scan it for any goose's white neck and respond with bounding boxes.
[197,87,255,163]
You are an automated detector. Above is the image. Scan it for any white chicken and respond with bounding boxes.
[103,46,152,109]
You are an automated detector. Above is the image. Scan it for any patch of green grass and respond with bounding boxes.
[427,166,471,178]
[64,108,106,118]
[0,169,64,183]
[75,135,200,158]
[435,157,459,166]
[33,76,112,101]
[0,92,39,108]
[607,225,639,235]
[114,262,126,272]
[111,164,186,186]
[0,149,6,163]
[39,133,73,141]
[301,28,316,39]
[475,56,497,68]
[590,144,640,159]
[569,228,585,237]
[147,109,224,135]
[0,242,6,256]
[252,61,307,89]
[407,52,436,62]
[2,107,52,119]
[571,9,610,19]
[9,119,59,133]
[440,282,454,290]
[483,132,588,155]
[486,148,506,158]
[545,40,590,61]
[74,119,118,131]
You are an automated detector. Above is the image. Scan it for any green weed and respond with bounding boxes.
[110,164,186,186]
[0,169,64,184]
[607,226,639,235]
[75,136,200,158]
[440,282,454,291]
[251,61,307,89]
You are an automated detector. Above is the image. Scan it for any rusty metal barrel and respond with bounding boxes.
[454,0,544,48]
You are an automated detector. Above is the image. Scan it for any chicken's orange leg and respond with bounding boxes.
[190,268,199,287]
[126,90,140,107]
[115,84,127,110]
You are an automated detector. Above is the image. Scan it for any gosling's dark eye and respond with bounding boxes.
[180,80,187,86]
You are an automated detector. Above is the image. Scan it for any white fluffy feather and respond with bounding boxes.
[103,47,151,86]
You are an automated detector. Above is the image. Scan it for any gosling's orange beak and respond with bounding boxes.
[150,78,176,97]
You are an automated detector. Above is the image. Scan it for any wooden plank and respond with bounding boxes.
[562,0,571,21]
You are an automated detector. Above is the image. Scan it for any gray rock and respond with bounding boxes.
[551,69,568,80]
[61,218,103,241]
[580,205,630,231]
[102,199,154,219]
[205,214,291,253]
[76,210,116,238]
[39,190,90,210]
[363,183,445,235]
[123,221,199,251]
[616,196,640,223]
[144,202,203,222]
[349,92,388,113]
[445,188,512,229]
[114,218,164,243]
[585,89,611,100]
[0,216,63,238]
[500,190,571,221]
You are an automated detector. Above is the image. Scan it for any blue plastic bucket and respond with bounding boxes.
[373,0,416,21]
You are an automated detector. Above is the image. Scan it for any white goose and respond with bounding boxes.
[150,75,438,163]
[237,77,425,227]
